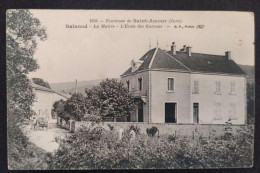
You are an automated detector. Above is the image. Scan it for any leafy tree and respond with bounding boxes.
[85,78,136,122]
[52,99,66,118]
[247,82,254,124]
[7,9,47,169]
[64,93,86,121]
[32,77,51,89]
[7,9,47,123]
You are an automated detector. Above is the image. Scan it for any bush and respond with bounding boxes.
[8,120,51,169]
[128,125,140,134]
[146,126,159,137]
[168,134,177,143]
[107,124,114,131]
[51,124,254,169]
[82,114,102,123]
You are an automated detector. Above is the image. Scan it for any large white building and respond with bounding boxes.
[32,82,70,120]
[121,42,247,124]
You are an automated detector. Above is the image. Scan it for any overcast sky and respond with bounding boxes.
[28,10,254,83]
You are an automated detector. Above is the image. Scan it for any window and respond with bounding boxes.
[131,77,136,90]
[215,81,221,95]
[214,103,222,120]
[138,77,143,90]
[230,82,236,95]
[168,78,174,91]
[126,80,130,91]
[229,103,237,120]
[193,80,199,94]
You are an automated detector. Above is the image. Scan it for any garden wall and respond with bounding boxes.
[57,117,247,138]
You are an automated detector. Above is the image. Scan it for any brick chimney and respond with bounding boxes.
[225,51,231,60]
[180,45,186,52]
[171,42,176,55]
[187,46,192,56]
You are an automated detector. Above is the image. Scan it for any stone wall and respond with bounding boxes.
[58,118,247,138]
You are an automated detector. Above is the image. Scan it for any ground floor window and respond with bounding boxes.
[214,103,222,120]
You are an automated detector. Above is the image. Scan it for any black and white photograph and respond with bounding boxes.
[6,10,255,169]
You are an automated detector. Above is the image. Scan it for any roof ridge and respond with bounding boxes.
[148,47,158,69]
[164,51,191,71]
[175,51,225,57]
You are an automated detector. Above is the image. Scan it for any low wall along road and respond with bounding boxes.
[57,117,248,139]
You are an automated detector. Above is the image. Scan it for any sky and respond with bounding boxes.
[28,10,254,83]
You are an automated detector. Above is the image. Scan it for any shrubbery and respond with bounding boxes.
[8,120,52,169]
[55,79,136,122]
[51,124,254,169]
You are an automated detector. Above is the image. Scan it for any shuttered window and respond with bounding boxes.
[193,80,199,94]
[230,82,236,95]
[168,78,174,91]
[214,103,222,120]
[229,103,237,120]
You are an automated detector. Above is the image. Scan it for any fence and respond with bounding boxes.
[56,117,246,138]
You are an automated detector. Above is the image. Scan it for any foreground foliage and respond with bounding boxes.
[52,124,254,169]
[7,9,48,169]
[8,121,52,170]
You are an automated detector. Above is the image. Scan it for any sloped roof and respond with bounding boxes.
[167,51,245,75]
[150,48,189,71]
[32,82,70,99]
[121,47,245,76]
[32,82,53,92]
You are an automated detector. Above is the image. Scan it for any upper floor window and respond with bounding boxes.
[167,78,174,91]
[230,82,236,95]
[193,80,199,94]
[131,77,136,90]
[138,77,143,90]
[126,80,130,91]
[215,81,221,95]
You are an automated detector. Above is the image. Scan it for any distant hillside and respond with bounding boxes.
[238,64,254,77]
[50,78,120,95]
[238,64,254,83]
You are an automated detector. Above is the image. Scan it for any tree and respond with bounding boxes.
[64,93,86,121]
[7,10,47,169]
[7,10,47,123]
[32,77,51,89]
[247,82,254,124]
[85,78,136,122]
[52,99,66,118]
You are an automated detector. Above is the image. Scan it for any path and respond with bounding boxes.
[25,118,69,153]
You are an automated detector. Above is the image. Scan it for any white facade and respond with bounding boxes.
[32,84,69,120]
[190,73,246,124]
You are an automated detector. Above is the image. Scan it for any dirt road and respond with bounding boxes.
[25,118,68,153]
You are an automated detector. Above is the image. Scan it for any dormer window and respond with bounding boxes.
[138,77,143,90]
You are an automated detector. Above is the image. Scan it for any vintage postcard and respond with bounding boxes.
[7,10,254,169]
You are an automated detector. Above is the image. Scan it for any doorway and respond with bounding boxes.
[165,103,176,123]
[138,101,143,122]
[193,103,199,124]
